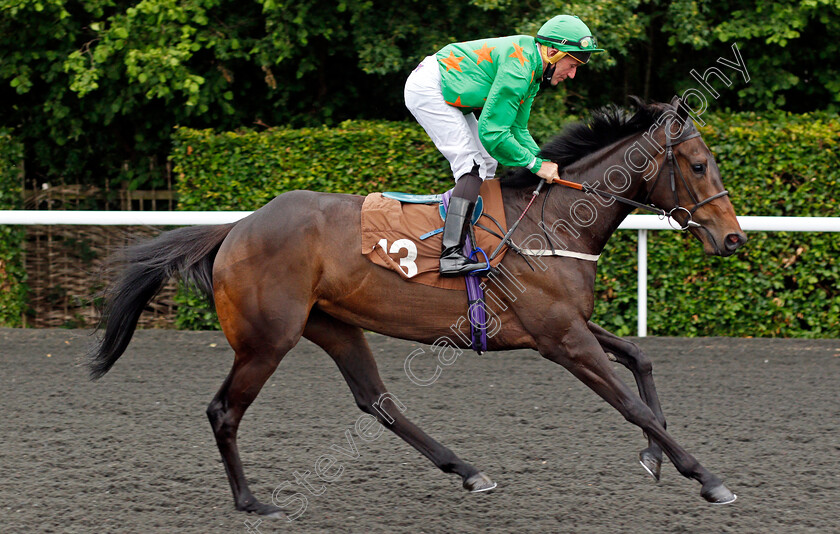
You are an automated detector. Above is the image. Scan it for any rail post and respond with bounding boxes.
[637,229,648,337]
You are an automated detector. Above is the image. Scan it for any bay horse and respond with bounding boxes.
[89,97,747,517]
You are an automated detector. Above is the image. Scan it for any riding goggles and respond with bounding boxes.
[536,35,599,64]
[536,35,598,50]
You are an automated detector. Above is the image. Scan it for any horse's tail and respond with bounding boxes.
[88,223,236,380]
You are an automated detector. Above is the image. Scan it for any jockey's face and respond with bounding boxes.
[550,55,582,85]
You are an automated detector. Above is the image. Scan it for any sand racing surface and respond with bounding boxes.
[2,328,838,533]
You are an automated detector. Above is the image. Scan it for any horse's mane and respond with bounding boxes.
[501,96,667,188]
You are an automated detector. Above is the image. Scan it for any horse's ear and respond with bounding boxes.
[671,95,689,123]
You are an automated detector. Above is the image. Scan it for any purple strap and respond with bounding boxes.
[441,190,488,354]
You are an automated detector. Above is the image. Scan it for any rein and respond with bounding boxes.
[551,177,668,217]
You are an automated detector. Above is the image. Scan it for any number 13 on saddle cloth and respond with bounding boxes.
[361,179,509,291]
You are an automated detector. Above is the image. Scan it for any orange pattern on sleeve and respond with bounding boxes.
[508,43,528,66]
[473,43,496,64]
[441,51,465,72]
[445,96,469,107]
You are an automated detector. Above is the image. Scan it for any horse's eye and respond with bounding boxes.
[691,163,706,174]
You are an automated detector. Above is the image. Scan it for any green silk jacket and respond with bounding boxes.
[436,35,545,173]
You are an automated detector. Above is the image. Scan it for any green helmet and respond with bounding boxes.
[536,15,604,64]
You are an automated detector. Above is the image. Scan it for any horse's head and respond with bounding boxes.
[644,97,747,256]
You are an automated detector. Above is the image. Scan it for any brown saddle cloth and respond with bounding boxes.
[361,179,509,291]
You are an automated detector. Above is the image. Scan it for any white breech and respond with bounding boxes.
[404,55,498,182]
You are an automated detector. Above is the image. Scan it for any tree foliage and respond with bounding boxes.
[0,0,526,194]
[1,0,838,194]
[524,0,840,112]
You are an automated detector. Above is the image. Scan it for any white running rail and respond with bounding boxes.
[2,211,839,336]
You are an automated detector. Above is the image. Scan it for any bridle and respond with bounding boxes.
[550,116,730,231]
[489,115,731,261]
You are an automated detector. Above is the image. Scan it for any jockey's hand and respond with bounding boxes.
[535,161,560,183]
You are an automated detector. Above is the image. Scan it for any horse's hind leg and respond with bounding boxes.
[303,308,496,492]
[589,321,665,481]
[207,348,290,518]
[207,309,308,518]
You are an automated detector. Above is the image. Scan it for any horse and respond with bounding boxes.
[88,96,747,517]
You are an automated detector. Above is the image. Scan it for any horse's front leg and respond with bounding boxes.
[537,320,736,504]
[589,321,665,481]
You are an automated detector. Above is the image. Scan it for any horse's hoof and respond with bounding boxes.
[701,481,737,505]
[639,449,662,482]
[463,472,497,493]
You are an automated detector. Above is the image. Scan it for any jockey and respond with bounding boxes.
[404,15,604,276]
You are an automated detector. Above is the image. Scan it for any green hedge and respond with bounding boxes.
[171,113,840,337]
[173,121,452,210]
[0,131,26,326]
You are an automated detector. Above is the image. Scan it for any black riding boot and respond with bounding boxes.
[439,196,488,276]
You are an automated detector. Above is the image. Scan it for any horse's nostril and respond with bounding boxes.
[725,233,746,251]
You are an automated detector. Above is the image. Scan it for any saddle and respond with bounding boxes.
[360,179,509,291]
